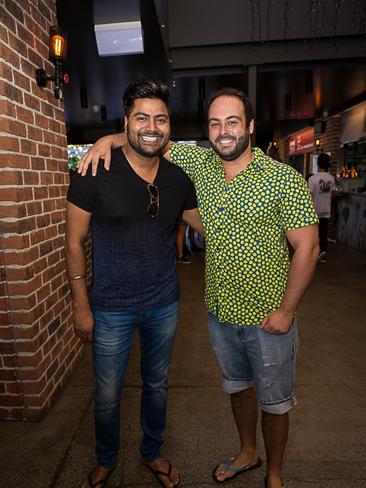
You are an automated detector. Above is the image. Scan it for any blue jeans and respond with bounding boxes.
[208,313,298,414]
[92,301,179,468]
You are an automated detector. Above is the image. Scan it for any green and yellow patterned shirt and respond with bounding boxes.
[170,144,318,325]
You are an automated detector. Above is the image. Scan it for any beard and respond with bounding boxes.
[210,130,250,161]
[127,127,169,158]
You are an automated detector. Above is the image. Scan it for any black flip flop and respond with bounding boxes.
[144,459,181,487]
[212,456,262,483]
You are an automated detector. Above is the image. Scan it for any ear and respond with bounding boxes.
[124,115,128,131]
[248,118,255,135]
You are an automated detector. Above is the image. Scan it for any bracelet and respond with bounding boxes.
[68,274,86,281]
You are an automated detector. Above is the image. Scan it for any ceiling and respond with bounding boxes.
[57,0,366,148]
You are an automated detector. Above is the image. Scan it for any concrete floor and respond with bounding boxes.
[1,243,366,488]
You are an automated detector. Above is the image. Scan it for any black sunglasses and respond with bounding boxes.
[147,183,159,218]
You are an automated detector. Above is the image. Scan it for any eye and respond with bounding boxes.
[209,122,219,128]
[228,120,238,126]
[156,117,167,124]
[137,116,147,122]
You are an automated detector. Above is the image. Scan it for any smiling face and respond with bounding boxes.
[125,98,170,158]
[208,95,254,162]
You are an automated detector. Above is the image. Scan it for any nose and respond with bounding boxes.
[146,118,157,132]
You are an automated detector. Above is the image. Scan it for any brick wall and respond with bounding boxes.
[0,0,84,420]
[314,115,341,176]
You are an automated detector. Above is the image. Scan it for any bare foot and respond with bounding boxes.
[213,452,261,482]
[143,458,180,488]
[81,466,114,488]
[265,473,284,488]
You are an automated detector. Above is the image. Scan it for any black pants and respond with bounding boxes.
[318,218,329,252]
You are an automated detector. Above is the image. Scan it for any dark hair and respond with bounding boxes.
[123,79,170,117]
[317,152,331,170]
[207,87,254,128]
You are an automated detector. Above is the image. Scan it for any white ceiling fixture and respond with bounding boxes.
[94,21,143,56]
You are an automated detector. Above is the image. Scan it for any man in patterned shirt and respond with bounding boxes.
[78,87,319,488]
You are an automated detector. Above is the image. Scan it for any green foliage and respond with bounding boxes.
[68,156,80,171]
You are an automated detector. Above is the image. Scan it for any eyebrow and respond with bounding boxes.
[208,115,242,123]
[134,112,169,118]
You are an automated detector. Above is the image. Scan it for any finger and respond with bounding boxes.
[91,155,101,177]
[260,315,270,328]
[77,155,87,174]
[104,153,111,171]
[81,155,92,176]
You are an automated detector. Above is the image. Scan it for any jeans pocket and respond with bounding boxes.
[257,320,296,367]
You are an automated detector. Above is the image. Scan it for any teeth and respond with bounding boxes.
[141,135,158,142]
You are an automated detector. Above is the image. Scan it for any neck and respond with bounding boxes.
[123,145,160,183]
[222,145,253,180]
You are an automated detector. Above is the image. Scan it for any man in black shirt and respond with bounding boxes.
[66,80,203,488]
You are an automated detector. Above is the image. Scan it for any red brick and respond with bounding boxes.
[0,6,16,33]
[0,394,23,407]
[34,113,49,129]
[26,200,42,216]
[16,22,34,48]
[40,172,53,185]
[4,0,24,22]
[0,203,27,219]
[1,234,30,250]
[0,136,20,153]
[0,326,13,340]
[4,265,35,282]
[43,200,56,212]
[30,156,45,171]
[6,274,42,297]
[0,216,36,234]
[0,99,16,118]
[8,32,27,59]
[0,41,20,69]
[0,119,27,138]
[30,229,45,246]
[4,247,39,267]
[0,153,30,169]
[20,138,37,155]
[0,79,23,103]
[0,61,12,81]
[9,294,36,310]
[24,93,40,112]
[0,170,23,186]
[38,143,51,157]
[33,186,48,200]
[0,187,33,203]
[23,171,40,185]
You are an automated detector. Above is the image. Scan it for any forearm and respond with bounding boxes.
[108,133,125,148]
[66,242,90,310]
[280,244,319,314]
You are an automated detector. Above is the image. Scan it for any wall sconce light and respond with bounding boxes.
[273,140,278,147]
[315,138,321,153]
[35,26,68,100]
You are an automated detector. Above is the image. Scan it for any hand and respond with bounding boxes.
[77,136,113,176]
[260,307,294,335]
[73,306,94,342]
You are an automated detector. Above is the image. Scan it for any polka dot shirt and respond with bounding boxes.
[170,144,318,325]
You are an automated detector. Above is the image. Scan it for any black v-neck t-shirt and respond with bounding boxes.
[67,148,197,310]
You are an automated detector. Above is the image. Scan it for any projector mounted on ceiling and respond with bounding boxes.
[94,21,144,57]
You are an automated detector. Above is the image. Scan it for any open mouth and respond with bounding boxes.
[140,134,161,144]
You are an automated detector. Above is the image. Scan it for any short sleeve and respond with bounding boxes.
[170,143,209,181]
[182,175,198,210]
[67,168,98,212]
[280,168,319,231]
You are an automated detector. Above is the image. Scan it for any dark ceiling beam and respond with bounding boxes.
[170,36,366,71]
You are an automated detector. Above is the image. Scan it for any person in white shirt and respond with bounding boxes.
[308,153,336,263]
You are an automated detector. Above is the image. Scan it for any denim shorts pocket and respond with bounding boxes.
[257,320,297,368]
